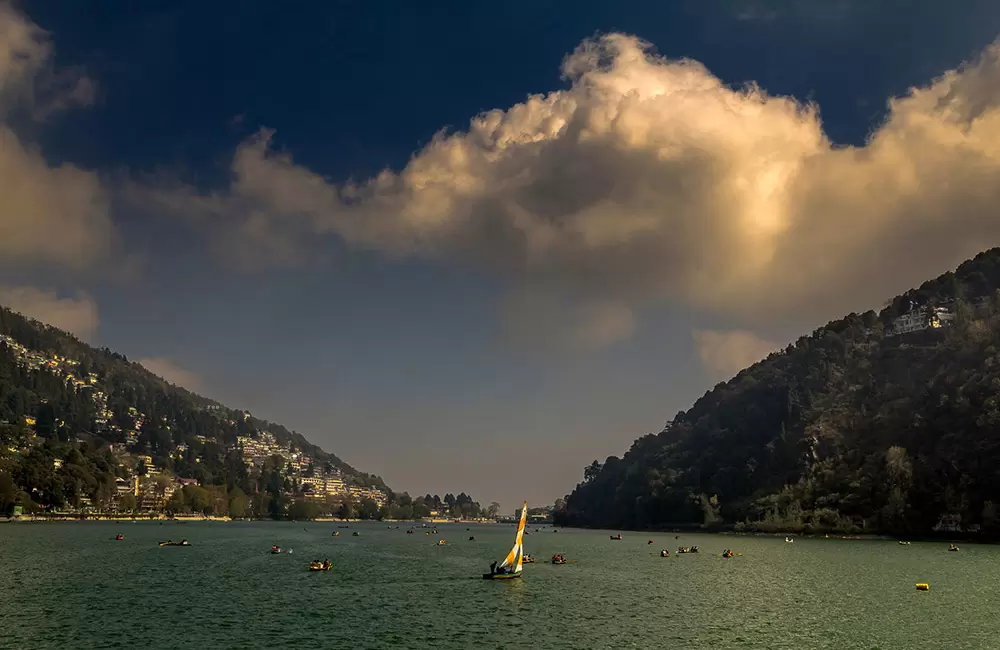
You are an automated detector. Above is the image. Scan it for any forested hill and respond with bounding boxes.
[0,305,391,511]
[555,248,1000,537]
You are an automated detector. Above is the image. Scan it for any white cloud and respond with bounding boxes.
[0,285,99,338]
[137,357,203,392]
[693,329,781,378]
[148,32,1000,352]
[0,4,112,271]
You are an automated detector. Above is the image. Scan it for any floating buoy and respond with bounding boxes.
[916,583,930,591]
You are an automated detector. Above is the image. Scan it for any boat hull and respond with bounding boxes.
[482,572,522,580]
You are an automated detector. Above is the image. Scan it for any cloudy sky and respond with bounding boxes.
[3,0,1000,510]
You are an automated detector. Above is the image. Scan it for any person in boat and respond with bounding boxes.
[490,560,498,574]
[661,549,669,557]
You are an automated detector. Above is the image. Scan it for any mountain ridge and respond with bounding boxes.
[555,247,1000,538]
[0,304,391,515]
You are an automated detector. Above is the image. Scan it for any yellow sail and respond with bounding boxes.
[501,501,528,573]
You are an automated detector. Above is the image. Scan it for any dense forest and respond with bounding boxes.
[556,248,1000,538]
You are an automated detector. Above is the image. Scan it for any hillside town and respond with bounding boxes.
[0,332,389,518]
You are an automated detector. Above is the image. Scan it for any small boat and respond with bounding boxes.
[721,550,734,558]
[468,536,476,541]
[610,534,622,540]
[660,550,670,557]
[332,531,340,537]
[352,532,360,537]
[437,540,447,546]
[551,554,566,564]
[483,500,527,580]
[948,544,960,552]
[114,534,125,541]
[270,545,283,554]
[522,555,536,563]
[159,540,191,547]
[308,561,332,572]
[785,537,794,543]
[406,530,413,534]
[898,541,911,546]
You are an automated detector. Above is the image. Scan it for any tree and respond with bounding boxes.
[288,499,320,520]
[119,493,137,513]
[0,471,16,514]
[487,502,501,519]
[229,487,248,518]
[338,499,356,520]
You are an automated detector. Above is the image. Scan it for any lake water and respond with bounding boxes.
[1,522,997,649]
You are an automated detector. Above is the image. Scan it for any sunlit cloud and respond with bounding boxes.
[693,329,781,378]
[0,3,112,272]
[137,357,203,392]
[144,32,1000,363]
[0,285,99,339]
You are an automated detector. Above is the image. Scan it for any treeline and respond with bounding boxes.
[556,248,1000,538]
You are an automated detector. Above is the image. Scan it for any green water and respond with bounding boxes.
[1,522,997,649]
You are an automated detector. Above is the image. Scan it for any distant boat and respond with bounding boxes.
[159,540,190,547]
[483,500,527,580]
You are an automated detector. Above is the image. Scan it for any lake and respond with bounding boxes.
[1,522,997,649]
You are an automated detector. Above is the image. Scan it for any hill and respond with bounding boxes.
[555,248,1000,538]
[0,306,390,517]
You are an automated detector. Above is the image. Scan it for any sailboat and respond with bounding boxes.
[483,500,527,580]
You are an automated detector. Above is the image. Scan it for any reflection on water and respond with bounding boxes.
[2,522,999,649]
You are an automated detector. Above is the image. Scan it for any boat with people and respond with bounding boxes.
[551,554,566,564]
[483,500,527,580]
[721,549,734,558]
[308,559,333,572]
[332,531,340,537]
[898,541,911,545]
[785,537,794,543]
[352,531,360,537]
[468,536,476,541]
[948,544,960,552]
[159,539,191,547]
[660,550,670,557]
[270,545,283,554]
[437,540,447,546]
[114,534,125,541]
[610,534,622,540]
[522,554,536,563]
[677,545,699,554]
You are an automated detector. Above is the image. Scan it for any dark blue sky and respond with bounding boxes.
[5,0,1000,508]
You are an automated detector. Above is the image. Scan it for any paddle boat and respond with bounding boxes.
[437,539,447,546]
[660,549,670,557]
[114,534,125,541]
[308,559,332,572]
[551,554,567,565]
[610,534,622,540]
[270,545,283,554]
[522,554,536,563]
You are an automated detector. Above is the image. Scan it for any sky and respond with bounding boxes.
[4,0,1000,511]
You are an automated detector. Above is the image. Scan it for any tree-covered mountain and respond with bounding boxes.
[556,248,1000,537]
[0,305,391,516]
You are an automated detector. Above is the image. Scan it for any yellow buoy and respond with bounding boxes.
[915,583,930,591]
